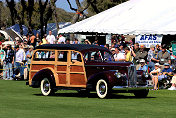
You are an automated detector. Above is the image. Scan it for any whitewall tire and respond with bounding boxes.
[40,78,54,96]
[96,79,108,98]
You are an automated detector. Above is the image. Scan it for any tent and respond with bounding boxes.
[58,0,176,35]
[8,22,71,37]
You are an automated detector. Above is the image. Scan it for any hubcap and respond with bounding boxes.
[43,80,50,93]
[99,82,106,95]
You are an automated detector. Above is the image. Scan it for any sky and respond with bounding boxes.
[56,0,84,12]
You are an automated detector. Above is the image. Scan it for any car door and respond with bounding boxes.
[56,50,69,86]
[68,50,87,88]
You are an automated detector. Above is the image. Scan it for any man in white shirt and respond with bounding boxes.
[46,30,56,44]
[58,34,66,44]
[114,47,125,61]
[15,45,26,79]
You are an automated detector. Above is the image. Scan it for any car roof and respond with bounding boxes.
[36,44,111,53]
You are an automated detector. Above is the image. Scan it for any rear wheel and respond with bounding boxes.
[40,78,54,96]
[133,90,149,98]
[96,79,108,98]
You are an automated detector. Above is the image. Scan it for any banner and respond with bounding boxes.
[172,43,176,56]
[135,35,163,48]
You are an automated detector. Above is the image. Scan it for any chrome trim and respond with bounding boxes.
[113,85,153,91]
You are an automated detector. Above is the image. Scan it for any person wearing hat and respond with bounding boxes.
[24,45,34,80]
[3,45,15,80]
[157,44,171,69]
[158,63,173,81]
[147,45,158,71]
[111,48,116,57]
[138,59,149,72]
[150,63,161,90]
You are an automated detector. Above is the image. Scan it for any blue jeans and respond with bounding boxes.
[148,61,155,71]
[15,62,24,77]
[3,62,6,79]
[4,63,13,79]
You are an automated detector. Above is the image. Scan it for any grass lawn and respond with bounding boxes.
[0,79,176,118]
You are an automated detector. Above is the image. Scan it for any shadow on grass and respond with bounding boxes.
[34,92,156,99]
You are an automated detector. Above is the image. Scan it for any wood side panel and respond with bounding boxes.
[70,74,86,85]
[31,72,37,80]
[58,74,66,84]
[31,65,54,70]
[57,65,67,71]
[70,66,84,72]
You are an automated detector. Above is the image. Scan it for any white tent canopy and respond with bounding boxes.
[59,0,176,35]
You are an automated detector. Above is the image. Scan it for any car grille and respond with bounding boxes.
[128,65,137,87]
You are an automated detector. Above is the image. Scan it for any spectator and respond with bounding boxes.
[0,43,4,77]
[119,44,125,53]
[65,39,70,44]
[72,38,80,44]
[111,48,116,57]
[138,59,149,72]
[30,33,36,48]
[3,45,14,80]
[47,31,56,44]
[168,70,176,90]
[134,44,148,62]
[92,39,99,45]
[113,47,125,61]
[150,63,161,90]
[158,63,173,81]
[84,39,91,44]
[104,44,109,49]
[15,45,25,80]
[131,43,139,64]
[119,47,132,62]
[147,45,158,71]
[157,44,171,70]
[36,33,41,45]
[58,33,65,44]
[41,34,48,45]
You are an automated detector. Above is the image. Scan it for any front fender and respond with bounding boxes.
[87,70,118,89]
[31,67,57,88]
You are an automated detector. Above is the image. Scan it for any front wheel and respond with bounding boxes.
[96,79,108,98]
[133,90,149,98]
[40,78,54,96]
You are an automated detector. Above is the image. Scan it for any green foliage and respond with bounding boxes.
[0,79,176,118]
[0,1,73,30]
[87,0,128,16]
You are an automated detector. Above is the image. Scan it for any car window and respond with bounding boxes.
[71,51,82,62]
[84,51,103,62]
[104,51,113,61]
[58,51,67,62]
[33,50,55,61]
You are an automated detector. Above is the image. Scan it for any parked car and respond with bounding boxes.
[26,44,153,98]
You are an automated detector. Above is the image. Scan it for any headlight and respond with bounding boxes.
[143,72,149,78]
[115,72,121,78]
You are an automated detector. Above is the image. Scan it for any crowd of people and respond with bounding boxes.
[0,32,176,90]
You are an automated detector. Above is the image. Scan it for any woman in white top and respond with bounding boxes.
[150,63,161,90]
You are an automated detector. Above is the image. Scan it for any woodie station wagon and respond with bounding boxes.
[27,44,152,98]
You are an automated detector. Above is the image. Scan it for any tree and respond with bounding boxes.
[50,0,59,32]
[27,0,35,34]
[67,0,91,24]
[87,0,128,16]
[6,0,17,25]
[39,0,49,38]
